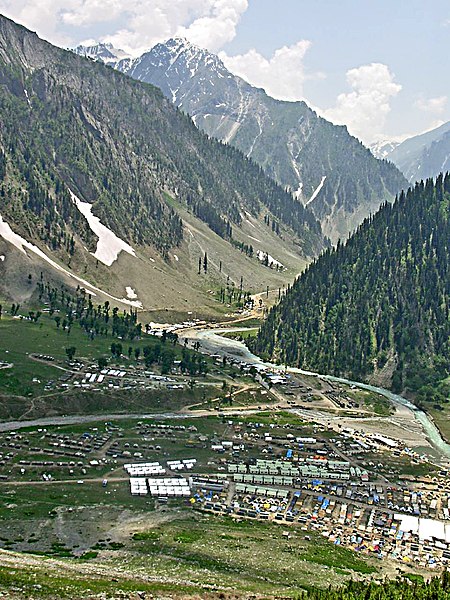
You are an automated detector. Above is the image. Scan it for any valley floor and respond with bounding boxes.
[0,304,448,599]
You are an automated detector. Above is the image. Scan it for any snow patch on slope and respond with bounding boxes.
[256,250,284,269]
[369,139,399,160]
[70,191,136,266]
[305,176,326,206]
[293,181,303,201]
[0,214,142,308]
[242,211,257,229]
[287,143,303,200]
[24,89,32,108]
[223,87,251,144]
[247,113,263,157]
[125,287,138,300]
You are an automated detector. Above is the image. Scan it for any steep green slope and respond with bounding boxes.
[251,174,450,397]
[0,14,323,276]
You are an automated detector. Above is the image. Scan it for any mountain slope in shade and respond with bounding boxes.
[387,121,450,182]
[250,174,450,397]
[80,37,409,243]
[0,15,325,312]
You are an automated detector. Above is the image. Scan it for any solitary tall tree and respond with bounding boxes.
[65,346,76,361]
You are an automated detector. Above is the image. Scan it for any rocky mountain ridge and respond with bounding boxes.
[75,37,408,243]
[386,121,450,182]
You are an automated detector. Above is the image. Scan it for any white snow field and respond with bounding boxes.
[256,249,284,269]
[70,191,136,266]
[0,213,142,308]
[306,175,327,206]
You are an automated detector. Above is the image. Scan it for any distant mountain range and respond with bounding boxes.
[369,140,400,160]
[71,41,130,64]
[386,122,450,182]
[370,122,450,182]
[74,38,407,243]
[0,15,325,312]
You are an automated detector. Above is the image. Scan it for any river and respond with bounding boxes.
[185,328,450,461]
[2,325,449,462]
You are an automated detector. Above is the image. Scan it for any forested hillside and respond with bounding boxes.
[0,15,323,265]
[251,174,450,399]
[307,573,450,600]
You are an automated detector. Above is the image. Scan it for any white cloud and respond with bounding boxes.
[0,0,75,46]
[219,40,323,102]
[414,95,447,115]
[93,0,249,55]
[61,0,124,27]
[177,0,248,52]
[0,0,248,56]
[322,63,402,145]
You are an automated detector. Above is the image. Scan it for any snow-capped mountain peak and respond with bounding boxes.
[73,42,130,64]
[113,37,231,104]
[165,36,194,51]
[145,37,227,78]
[369,139,400,160]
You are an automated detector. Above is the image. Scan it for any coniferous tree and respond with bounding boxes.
[251,175,450,400]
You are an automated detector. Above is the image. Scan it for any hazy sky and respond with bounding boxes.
[1,0,448,144]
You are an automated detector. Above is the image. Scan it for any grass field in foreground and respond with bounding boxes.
[0,508,378,599]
